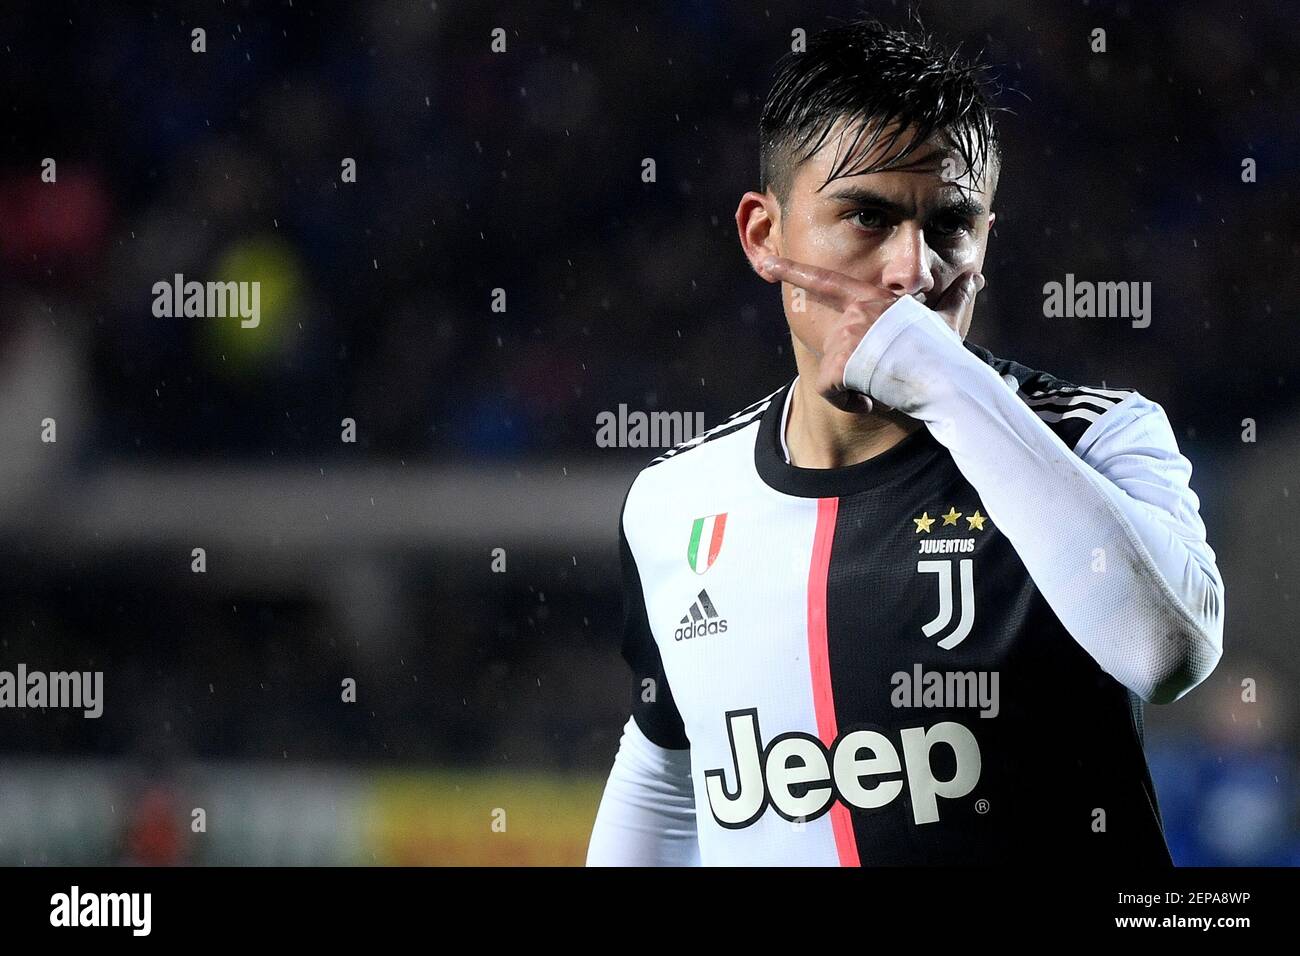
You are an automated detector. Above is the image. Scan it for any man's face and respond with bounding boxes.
[754,119,995,353]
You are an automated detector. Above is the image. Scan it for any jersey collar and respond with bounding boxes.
[754,376,943,498]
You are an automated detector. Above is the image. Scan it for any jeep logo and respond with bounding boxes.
[704,708,981,827]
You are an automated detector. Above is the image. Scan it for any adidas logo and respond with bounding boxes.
[674,589,729,641]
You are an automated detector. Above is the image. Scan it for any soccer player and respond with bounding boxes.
[586,19,1224,866]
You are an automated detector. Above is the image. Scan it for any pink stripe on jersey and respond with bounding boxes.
[807,496,859,867]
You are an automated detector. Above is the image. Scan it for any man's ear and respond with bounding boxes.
[735,190,781,277]
[987,211,997,230]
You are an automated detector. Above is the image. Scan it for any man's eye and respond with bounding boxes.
[849,210,886,229]
[930,217,972,239]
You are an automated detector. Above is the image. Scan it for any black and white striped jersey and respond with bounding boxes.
[588,295,1224,867]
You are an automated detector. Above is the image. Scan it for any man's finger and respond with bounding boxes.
[933,270,982,325]
[760,256,891,312]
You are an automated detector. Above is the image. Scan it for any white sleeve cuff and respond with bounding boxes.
[843,295,964,402]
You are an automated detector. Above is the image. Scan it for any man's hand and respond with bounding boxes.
[758,255,985,413]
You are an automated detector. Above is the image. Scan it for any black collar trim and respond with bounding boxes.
[754,378,944,498]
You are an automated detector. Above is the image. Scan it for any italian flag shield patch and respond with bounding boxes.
[687,513,727,574]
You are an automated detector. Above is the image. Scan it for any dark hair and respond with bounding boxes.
[759,18,1003,206]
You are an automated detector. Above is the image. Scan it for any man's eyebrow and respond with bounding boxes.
[936,194,987,220]
[824,187,913,218]
[825,186,986,220]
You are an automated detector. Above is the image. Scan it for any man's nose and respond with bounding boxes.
[879,225,936,301]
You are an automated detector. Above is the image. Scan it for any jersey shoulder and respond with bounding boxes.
[963,340,1142,450]
[621,383,783,524]
[647,385,782,468]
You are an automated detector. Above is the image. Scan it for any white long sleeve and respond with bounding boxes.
[586,716,700,866]
[844,295,1224,704]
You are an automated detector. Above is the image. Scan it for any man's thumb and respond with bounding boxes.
[935,272,982,322]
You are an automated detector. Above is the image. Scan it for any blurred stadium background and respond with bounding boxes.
[0,0,1296,865]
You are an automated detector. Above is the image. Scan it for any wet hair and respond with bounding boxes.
[759,18,1003,207]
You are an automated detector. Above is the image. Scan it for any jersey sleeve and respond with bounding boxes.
[586,485,699,866]
[844,295,1225,704]
[585,716,700,866]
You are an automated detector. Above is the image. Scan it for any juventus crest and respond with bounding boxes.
[918,558,976,649]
